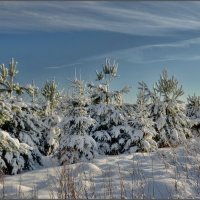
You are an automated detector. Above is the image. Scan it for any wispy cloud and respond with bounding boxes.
[82,36,200,64]
[1,1,200,35]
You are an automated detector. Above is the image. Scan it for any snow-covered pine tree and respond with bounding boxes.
[0,128,40,175]
[41,114,61,155]
[186,94,200,118]
[0,59,43,173]
[41,79,60,116]
[148,70,191,147]
[0,58,28,99]
[40,79,62,155]
[2,98,49,156]
[126,82,158,152]
[0,100,43,175]
[89,103,131,155]
[186,94,200,135]
[57,78,97,164]
[0,60,47,156]
[88,59,132,155]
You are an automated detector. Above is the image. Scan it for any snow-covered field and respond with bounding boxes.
[2,137,200,199]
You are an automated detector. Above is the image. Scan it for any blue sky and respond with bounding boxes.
[1,1,200,103]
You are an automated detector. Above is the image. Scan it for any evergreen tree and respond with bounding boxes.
[88,58,130,105]
[0,60,57,156]
[148,70,191,147]
[126,82,158,152]
[90,103,132,154]
[1,98,48,155]
[40,79,61,154]
[88,59,132,155]
[57,78,97,164]
[0,58,36,99]
[41,79,60,116]
[0,90,42,174]
[26,81,39,103]
[0,128,40,175]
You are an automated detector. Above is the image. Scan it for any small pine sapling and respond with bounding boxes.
[58,78,97,164]
[126,82,158,153]
[149,70,191,147]
[88,59,132,155]
[41,79,60,116]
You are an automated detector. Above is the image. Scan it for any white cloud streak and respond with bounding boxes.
[1,1,200,35]
[82,37,200,64]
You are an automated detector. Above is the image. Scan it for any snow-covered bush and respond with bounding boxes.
[57,78,97,164]
[148,70,192,147]
[186,94,200,135]
[186,94,200,118]
[0,129,41,175]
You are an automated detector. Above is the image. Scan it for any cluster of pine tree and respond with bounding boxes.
[0,58,198,174]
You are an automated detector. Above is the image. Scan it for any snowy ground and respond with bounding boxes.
[2,137,200,199]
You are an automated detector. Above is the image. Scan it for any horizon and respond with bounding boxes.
[1,1,200,103]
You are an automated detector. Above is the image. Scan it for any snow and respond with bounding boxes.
[157,115,166,130]
[2,138,200,199]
